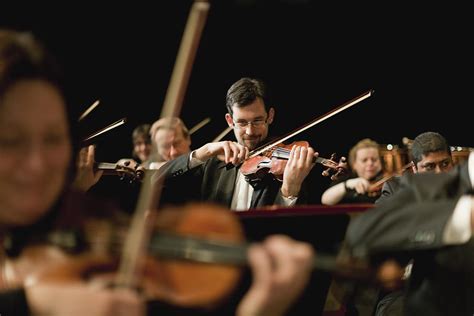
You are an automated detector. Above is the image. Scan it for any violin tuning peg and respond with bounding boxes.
[330,168,345,181]
[322,169,330,177]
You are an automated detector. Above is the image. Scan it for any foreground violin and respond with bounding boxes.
[1,202,402,308]
[240,141,347,183]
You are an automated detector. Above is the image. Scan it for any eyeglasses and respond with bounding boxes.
[233,118,267,129]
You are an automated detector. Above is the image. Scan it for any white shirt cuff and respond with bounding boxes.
[188,150,205,168]
[443,195,472,244]
[469,151,474,189]
[281,195,298,206]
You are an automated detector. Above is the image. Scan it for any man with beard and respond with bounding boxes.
[156,77,317,211]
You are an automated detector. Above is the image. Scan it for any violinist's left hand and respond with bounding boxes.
[280,145,317,198]
[72,145,103,192]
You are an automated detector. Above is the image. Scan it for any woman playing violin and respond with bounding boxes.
[0,31,315,316]
[158,77,317,211]
[321,138,384,205]
[132,123,152,167]
[0,29,145,316]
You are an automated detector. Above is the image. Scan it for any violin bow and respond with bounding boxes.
[212,126,233,142]
[189,117,211,135]
[78,99,100,122]
[115,0,210,289]
[81,117,127,144]
[249,90,374,158]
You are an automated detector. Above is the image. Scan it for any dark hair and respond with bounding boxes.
[132,123,151,144]
[411,131,451,165]
[0,29,76,178]
[225,77,271,115]
[0,30,63,98]
[131,123,151,160]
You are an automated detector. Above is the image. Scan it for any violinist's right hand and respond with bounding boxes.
[236,235,314,316]
[345,177,371,195]
[194,141,249,165]
[26,283,145,316]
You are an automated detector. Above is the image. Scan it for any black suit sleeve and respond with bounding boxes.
[0,288,30,316]
[346,173,461,258]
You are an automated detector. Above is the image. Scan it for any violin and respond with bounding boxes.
[94,159,145,183]
[366,161,416,196]
[240,141,347,183]
[81,118,127,146]
[238,90,373,184]
[0,202,245,306]
[1,201,393,308]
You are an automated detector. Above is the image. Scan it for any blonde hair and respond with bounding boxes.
[348,138,380,168]
[149,117,190,140]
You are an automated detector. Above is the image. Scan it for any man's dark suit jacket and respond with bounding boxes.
[346,161,474,316]
[155,154,309,209]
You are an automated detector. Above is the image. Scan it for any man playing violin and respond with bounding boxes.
[345,150,474,316]
[327,133,454,315]
[147,117,192,170]
[157,77,318,211]
[361,131,454,316]
[376,131,454,204]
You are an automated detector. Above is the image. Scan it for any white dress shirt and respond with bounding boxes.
[443,151,474,244]
[188,151,297,211]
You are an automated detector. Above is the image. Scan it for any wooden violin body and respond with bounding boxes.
[240,141,347,182]
[0,200,246,308]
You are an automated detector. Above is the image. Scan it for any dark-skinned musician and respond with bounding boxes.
[376,131,454,204]
[346,151,474,316]
[365,131,454,316]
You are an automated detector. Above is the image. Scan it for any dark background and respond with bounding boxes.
[2,1,473,206]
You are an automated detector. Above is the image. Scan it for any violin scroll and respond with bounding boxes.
[321,154,347,181]
[95,159,145,183]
